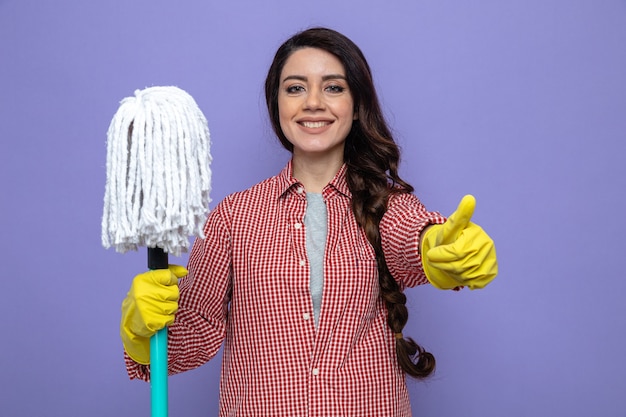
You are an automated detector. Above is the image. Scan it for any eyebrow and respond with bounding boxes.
[282,74,347,83]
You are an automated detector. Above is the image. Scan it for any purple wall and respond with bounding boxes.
[1,1,625,416]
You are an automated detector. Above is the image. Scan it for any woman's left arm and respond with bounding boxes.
[379,193,446,288]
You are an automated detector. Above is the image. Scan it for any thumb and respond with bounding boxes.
[438,195,476,245]
[168,264,189,279]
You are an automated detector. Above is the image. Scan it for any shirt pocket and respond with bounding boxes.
[333,225,380,318]
[350,224,377,262]
[336,222,376,269]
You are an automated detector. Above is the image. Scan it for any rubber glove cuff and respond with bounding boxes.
[121,327,151,365]
[421,225,464,290]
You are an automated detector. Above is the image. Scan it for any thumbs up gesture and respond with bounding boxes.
[421,195,498,290]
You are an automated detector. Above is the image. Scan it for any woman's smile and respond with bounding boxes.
[299,119,333,130]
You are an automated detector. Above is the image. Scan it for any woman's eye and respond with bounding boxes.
[326,85,345,93]
[286,85,305,94]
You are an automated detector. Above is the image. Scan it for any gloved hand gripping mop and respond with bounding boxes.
[102,86,212,417]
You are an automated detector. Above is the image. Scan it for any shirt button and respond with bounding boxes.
[312,368,319,376]
[297,187,304,194]
[294,223,302,229]
[299,260,306,267]
[303,313,310,321]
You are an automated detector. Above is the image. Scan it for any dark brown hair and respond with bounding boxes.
[264,27,435,378]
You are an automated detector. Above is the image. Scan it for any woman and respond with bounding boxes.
[120,27,497,416]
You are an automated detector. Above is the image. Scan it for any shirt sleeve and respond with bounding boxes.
[124,198,233,381]
[379,192,446,288]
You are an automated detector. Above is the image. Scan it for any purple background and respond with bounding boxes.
[1,1,625,416]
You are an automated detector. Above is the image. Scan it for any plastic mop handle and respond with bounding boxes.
[148,247,170,417]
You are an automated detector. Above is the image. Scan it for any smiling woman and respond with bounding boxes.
[119,27,498,417]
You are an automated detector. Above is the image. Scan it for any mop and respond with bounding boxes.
[102,86,212,417]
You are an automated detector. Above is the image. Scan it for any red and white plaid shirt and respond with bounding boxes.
[126,161,445,416]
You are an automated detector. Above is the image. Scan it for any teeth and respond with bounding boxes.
[301,121,328,128]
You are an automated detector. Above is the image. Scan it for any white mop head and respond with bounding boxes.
[102,86,212,256]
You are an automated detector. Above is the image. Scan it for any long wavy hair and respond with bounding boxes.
[264,27,435,378]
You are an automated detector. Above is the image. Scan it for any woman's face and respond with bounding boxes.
[278,47,356,161]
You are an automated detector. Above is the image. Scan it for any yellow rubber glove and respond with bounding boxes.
[120,265,188,364]
[421,195,498,290]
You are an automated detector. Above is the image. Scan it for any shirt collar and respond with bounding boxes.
[277,160,352,199]
[277,160,300,198]
[325,163,351,198]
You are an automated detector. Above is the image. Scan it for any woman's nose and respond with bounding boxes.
[304,88,324,110]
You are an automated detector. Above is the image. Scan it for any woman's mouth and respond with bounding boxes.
[300,121,331,129]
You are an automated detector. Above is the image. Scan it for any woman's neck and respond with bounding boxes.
[292,153,343,193]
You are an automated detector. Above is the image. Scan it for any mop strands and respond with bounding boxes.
[102,86,212,256]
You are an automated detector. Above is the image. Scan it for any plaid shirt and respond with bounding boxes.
[126,161,445,416]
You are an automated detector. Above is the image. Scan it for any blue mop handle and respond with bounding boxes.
[151,328,168,417]
[148,247,169,417]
